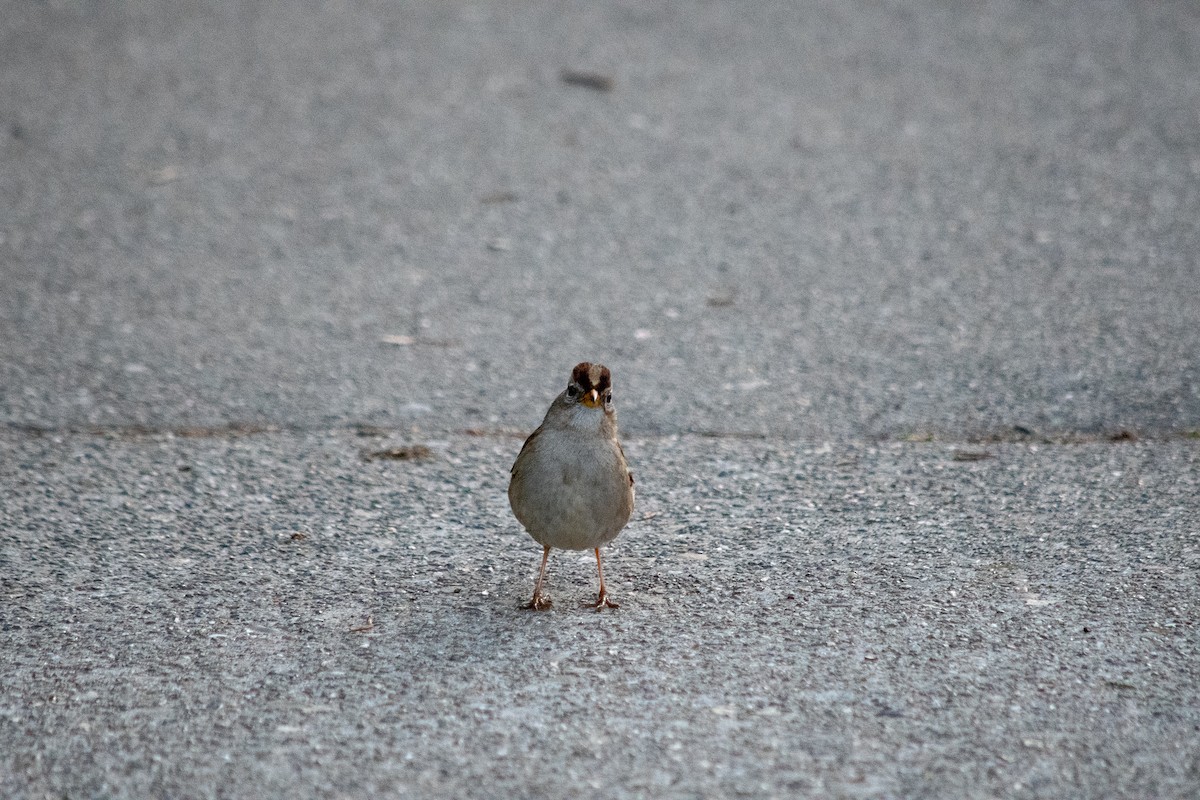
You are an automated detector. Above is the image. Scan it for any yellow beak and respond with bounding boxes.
[580,389,601,408]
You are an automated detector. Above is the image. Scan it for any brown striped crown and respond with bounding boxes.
[570,362,611,396]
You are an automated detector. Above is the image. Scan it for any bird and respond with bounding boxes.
[508,362,635,611]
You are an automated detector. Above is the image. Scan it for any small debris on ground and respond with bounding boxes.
[379,334,461,347]
[951,450,993,462]
[353,423,391,437]
[706,292,736,307]
[364,445,432,461]
[480,191,518,204]
[560,69,614,92]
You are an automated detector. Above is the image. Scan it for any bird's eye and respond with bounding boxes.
[566,384,579,398]
[605,391,613,404]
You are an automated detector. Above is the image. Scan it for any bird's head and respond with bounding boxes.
[563,361,614,414]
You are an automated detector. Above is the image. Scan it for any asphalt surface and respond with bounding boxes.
[2,1,1198,798]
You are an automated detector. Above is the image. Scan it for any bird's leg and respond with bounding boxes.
[593,547,620,610]
[523,545,553,610]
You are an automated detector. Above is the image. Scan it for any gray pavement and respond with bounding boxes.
[2,1,1198,798]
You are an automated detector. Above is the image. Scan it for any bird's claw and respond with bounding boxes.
[594,591,619,611]
[522,593,552,611]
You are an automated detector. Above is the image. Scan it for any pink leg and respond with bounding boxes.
[594,547,619,610]
[523,546,553,610]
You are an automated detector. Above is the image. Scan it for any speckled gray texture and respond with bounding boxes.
[2,431,1198,798]
[2,1,1198,439]
[2,0,1199,798]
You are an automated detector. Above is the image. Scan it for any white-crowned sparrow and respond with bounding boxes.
[508,362,635,610]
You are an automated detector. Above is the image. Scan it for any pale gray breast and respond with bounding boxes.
[510,427,633,549]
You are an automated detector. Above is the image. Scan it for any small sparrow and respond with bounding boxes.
[508,362,635,610]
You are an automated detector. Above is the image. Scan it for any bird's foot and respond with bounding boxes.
[593,591,620,611]
[522,593,552,611]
